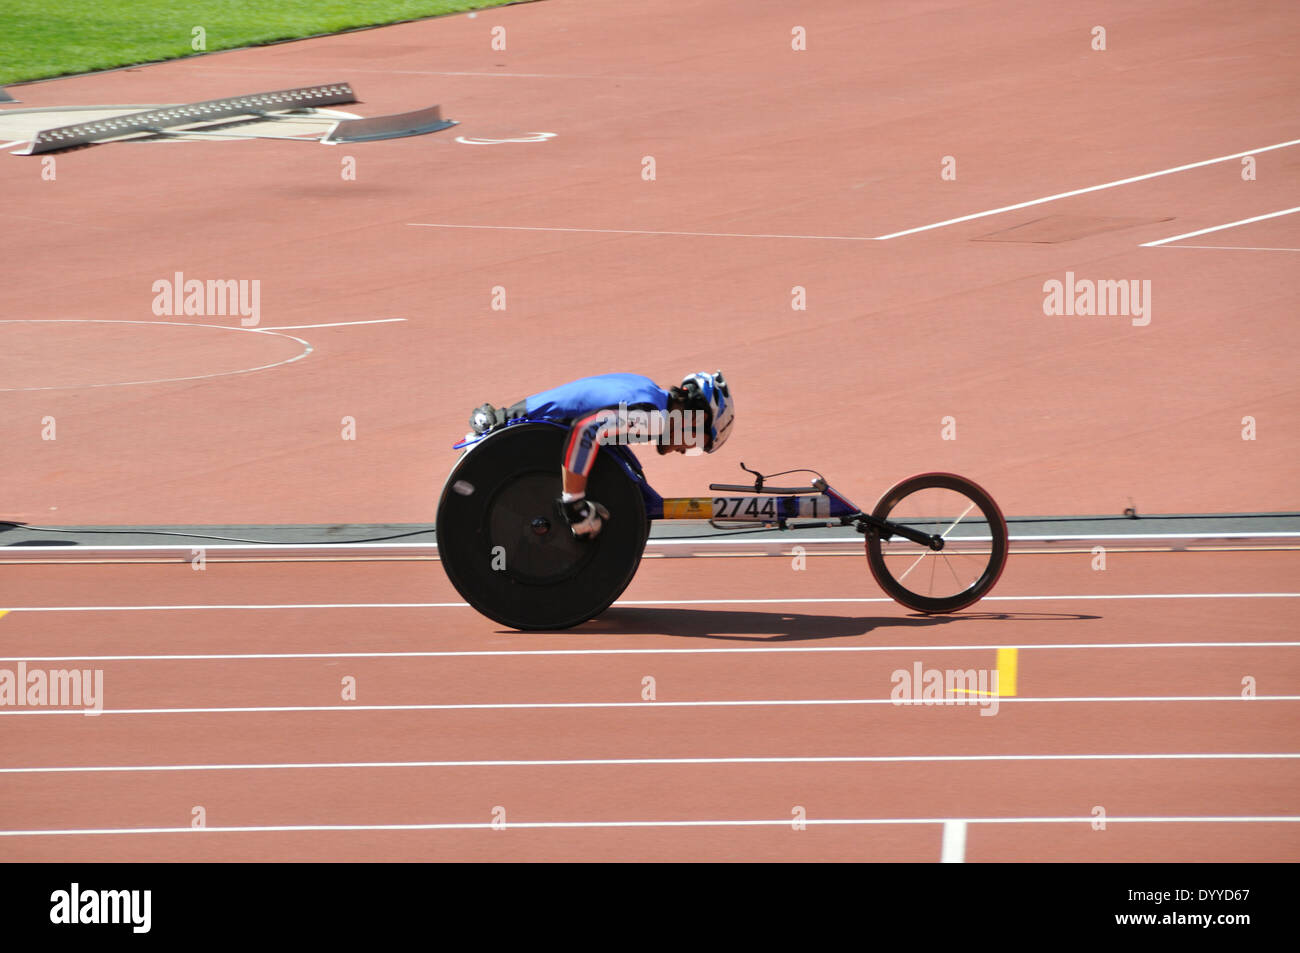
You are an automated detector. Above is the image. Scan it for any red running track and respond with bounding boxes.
[1,549,1296,861]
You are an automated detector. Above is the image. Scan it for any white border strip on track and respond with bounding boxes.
[2,593,1298,612]
[7,640,1298,663]
[2,695,1298,716]
[2,531,1296,562]
[2,815,1297,837]
[4,752,1296,775]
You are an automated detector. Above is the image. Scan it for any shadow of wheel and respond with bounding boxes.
[436,423,649,630]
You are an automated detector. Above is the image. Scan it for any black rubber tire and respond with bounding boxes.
[865,472,1008,614]
[436,423,648,630]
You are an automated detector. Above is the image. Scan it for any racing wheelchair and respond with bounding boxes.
[436,421,1008,630]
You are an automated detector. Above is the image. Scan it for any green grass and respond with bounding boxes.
[0,0,524,85]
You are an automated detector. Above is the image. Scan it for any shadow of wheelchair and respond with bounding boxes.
[518,608,1100,642]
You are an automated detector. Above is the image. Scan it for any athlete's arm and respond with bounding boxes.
[560,408,612,488]
[558,408,619,537]
[557,397,675,539]
[562,467,588,498]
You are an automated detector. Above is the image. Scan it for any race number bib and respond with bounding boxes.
[711,496,778,520]
[795,495,828,518]
[709,496,829,520]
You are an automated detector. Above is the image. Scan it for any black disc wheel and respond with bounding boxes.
[436,423,648,630]
[864,472,1008,614]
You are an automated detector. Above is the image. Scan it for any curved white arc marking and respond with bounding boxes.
[0,319,312,392]
[454,132,556,145]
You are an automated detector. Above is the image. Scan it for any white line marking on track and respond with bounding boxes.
[3,696,1297,717]
[1140,207,1300,247]
[5,753,1295,775]
[0,319,313,392]
[872,138,1300,239]
[4,593,1297,612]
[208,65,622,79]
[941,820,967,863]
[1146,245,1300,252]
[5,531,1292,555]
[4,603,460,611]
[6,642,1298,663]
[3,815,1297,837]
[0,316,399,392]
[455,132,556,145]
[255,318,406,330]
[409,222,877,241]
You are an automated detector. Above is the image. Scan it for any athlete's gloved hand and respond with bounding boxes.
[469,403,496,435]
[559,494,610,539]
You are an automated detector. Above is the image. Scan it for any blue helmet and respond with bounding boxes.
[681,370,734,452]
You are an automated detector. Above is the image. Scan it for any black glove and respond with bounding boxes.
[560,495,610,539]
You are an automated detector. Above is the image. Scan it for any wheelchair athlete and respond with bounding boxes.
[468,371,734,539]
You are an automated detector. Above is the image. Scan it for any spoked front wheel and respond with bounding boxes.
[864,472,1008,613]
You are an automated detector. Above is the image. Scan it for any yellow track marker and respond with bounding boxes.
[952,648,1019,697]
[996,647,1018,697]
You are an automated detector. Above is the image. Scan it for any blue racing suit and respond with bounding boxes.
[521,373,670,476]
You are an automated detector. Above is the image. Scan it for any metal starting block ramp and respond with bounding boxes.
[321,104,456,144]
[15,82,456,154]
[18,82,356,154]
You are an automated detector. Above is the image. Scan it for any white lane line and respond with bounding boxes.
[3,696,1297,717]
[409,222,876,241]
[1,139,29,150]
[873,138,1300,239]
[941,820,967,863]
[6,532,1294,554]
[5,753,1295,775]
[208,65,622,79]
[1147,245,1300,252]
[4,593,1298,612]
[255,318,406,330]
[3,603,460,611]
[7,641,1298,663]
[3,815,1297,837]
[1140,206,1300,247]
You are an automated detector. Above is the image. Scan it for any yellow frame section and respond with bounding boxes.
[661,498,716,520]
